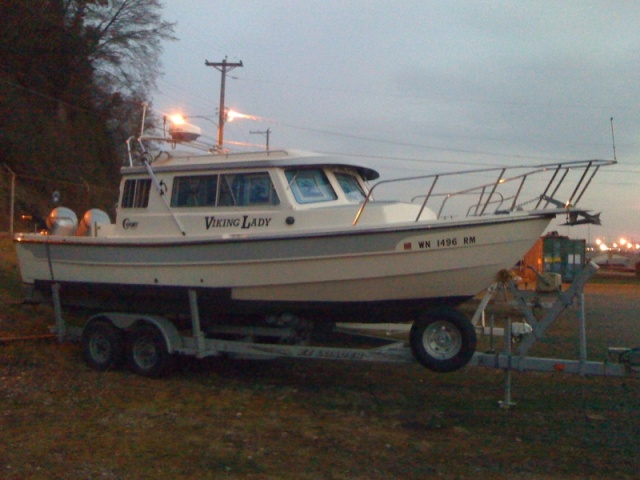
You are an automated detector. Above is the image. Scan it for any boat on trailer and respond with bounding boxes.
[13,132,613,374]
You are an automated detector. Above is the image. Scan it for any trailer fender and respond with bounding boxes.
[86,313,183,354]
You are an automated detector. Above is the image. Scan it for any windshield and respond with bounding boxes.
[285,169,338,204]
[334,172,365,201]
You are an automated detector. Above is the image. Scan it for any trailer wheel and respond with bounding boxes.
[81,319,124,371]
[127,324,172,377]
[410,308,476,373]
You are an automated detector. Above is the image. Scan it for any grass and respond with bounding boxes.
[1,235,639,479]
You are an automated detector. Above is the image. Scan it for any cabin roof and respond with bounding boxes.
[122,149,380,181]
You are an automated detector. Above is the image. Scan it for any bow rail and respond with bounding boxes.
[353,159,615,225]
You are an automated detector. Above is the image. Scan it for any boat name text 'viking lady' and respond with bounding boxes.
[205,216,272,230]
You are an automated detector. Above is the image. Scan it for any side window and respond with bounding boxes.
[285,169,338,204]
[247,174,279,205]
[218,174,237,206]
[171,175,218,207]
[121,179,151,208]
[218,172,280,207]
[335,172,365,201]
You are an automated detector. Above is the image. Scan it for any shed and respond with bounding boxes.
[516,233,586,285]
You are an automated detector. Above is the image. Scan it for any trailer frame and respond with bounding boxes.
[48,261,638,399]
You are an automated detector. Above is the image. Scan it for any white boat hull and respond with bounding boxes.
[15,213,552,322]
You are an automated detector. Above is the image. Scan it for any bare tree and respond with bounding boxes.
[0,0,176,217]
[67,0,176,97]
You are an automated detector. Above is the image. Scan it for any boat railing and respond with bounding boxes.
[353,158,615,225]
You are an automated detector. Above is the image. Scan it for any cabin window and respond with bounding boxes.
[121,179,151,209]
[335,172,365,201]
[171,172,279,207]
[171,175,218,207]
[219,173,280,206]
[285,169,338,204]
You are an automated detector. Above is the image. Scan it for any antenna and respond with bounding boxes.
[610,117,617,161]
[140,102,148,138]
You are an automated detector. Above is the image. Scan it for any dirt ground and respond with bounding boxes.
[1,273,639,479]
[580,280,640,351]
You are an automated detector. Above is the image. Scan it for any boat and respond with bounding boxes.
[13,128,613,372]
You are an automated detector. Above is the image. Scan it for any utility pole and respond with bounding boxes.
[205,57,243,151]
[250,128,271,151]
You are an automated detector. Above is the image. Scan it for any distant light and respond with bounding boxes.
[595,238,602,245]
[620,238,627,246]
[599,243,608,251]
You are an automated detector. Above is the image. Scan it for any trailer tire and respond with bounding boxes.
[81,319,124,371]
[410,308,476,373]
[127,324,172,378]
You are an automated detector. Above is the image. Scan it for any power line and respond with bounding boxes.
[235,74,639,112]
[0,170,115,193]
[278,122,583,163]
[0,76,96,115]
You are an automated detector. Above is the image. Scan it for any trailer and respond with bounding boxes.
[44,261,639,402]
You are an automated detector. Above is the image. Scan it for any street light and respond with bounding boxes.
[163,114,203,142]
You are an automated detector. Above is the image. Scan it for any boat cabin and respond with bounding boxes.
[99,149,431,239]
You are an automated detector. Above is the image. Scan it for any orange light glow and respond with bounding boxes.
[168,114,186,125]
[226,110,262,122]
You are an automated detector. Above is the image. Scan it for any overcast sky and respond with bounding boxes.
[153,1,640,244]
